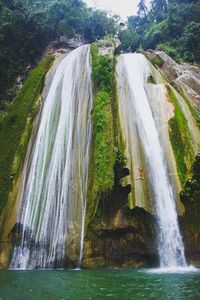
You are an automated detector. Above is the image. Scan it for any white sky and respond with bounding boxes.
[83,0,150,20]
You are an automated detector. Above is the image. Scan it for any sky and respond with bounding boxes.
[83,0,150,20]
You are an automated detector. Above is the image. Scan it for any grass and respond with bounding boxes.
[0,56,53,212]
[167,85,195,184]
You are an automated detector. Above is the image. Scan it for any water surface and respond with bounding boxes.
[0,269,200,300]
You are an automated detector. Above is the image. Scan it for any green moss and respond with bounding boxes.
[150,55,164,68]
[90,44,113,92]
[171,82,200,129]
[93,89,115,189]
[86,44,115,223]
[86,43,127,225]
[0,56,53,212]
[167,85,194,184]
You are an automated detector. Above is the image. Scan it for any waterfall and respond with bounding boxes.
[117,53,187,268]
[10,45,93,269]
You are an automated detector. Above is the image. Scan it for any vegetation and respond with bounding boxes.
[1,0,200,107]
[167,85,194,184]
[1,0,200,104]
[171,83,200,129]
[180,153,200,203]
[86,43,116,221]
[149,55,164,68]
[0,0,117,106]
[119,0,200,65]
[0,56,53,210]
[86,42,126,225]
[0,0,199,227]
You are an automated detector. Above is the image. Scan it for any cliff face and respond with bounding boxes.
[0,56,56,268]
[152,51,200,113]
[83,167,158,268]
[0,41,200,269]
[83,46,200,268]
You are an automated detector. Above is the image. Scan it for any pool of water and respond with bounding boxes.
[0,269,200,300]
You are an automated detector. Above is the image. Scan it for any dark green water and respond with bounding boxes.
[0,269,200,300]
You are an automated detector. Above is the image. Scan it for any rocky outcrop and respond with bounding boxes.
[83,173,200,268]
[1,42,200,269]
[116,53,186,215]
[146,50,200,179]
[180,202,200,267]
[84,49,200,269]
[44,34,86,56]
[83,191,158,268]
[146,50,200,113]
[83,161,158,268]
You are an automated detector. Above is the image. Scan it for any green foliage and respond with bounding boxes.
[0,0,117,104]
[137,0,148,18]
[115,146,127,167]
[91,46,112,92]
[145,20,168,49]
[83,9,117,43]
[0,56,53,210]
[157,43,180,61]
[180,153,200,203]
[151,0,168,22]
[167,85,194,184]
[93,89,115,189]
[179,22,200,63]
[90,44,115,191]
[119,0,200,64]
[86,43,117,224]
[118,29,140,52]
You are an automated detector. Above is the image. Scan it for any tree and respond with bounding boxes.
[0,0,117,103]
[137,0,148,18]
[180,22,200,62]
[151,0,168,22]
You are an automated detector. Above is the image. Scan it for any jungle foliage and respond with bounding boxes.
[0,0,117,105]
[86,43,116,222]
[119,0,200,65]
[1,0,200,107]
[0,56,53,210]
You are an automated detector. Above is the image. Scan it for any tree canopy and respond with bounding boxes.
[119,0,200,65]
[0,0,117,105]
[0,0,199,108]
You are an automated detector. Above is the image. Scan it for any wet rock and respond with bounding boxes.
[96,38,120,58]
[146,50,200,112]
[180,201,200,266]
[83,204,158,268]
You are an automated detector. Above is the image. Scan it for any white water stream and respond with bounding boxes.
[10,45,93,269]
[118,53,187,268]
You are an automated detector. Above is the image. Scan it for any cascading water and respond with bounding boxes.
[117,53,187,268]
[10,45,93,269]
